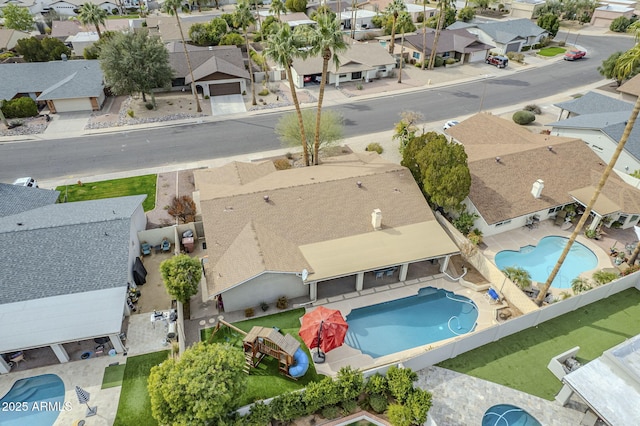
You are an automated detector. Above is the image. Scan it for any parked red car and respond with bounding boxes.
[564,50,586,61]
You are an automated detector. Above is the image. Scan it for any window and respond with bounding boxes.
[591,144,603,152]
[495,219,511,227]
[548,206,562,214]
[619,215,629,224]
[352,71,362,79]
[631,215,639,224]
[412,52,420,59]
[339,74,347,78]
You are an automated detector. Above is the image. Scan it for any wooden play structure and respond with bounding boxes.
[212,317,309,379]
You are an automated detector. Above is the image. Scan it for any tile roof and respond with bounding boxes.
[0,184,59,218]
[0,60,104,101]
[292,41,395,76]
[0,195,145,304]
[554,91,633,115]
[617,73,640,97]
[196,153,454,295]
[447,113,640,224]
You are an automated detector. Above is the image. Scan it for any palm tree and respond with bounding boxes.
[396,12,412,84]
[234,0,257,106]
[265,24,309,165]
[428,0,453,70]
[77,3,107,38]
[162,0,202,113]
[421,0,427,70]
[309,12,347,165]
[535,45,640,306]
[385,0,406,56]
[270,0,286,21]
[502,266,532,290]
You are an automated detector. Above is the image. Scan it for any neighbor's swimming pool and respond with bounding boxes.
[0,374,66,426]
[482,404,542,426]
[494,236,598,289]
[344,287,478,358]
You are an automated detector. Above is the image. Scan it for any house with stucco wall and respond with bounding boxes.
[193,153,460,312]
[447,113,640,237]
[449,18,549,54]
[402,28,494,65]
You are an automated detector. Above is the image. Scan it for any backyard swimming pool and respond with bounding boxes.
[344,287,478,358]
[482,404,542,426]
[0,374,66,426]
[494,236,598,289]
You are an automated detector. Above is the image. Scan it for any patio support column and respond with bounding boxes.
[555,384,574,405]
[110,334,126,353]
[0,357,10,374]
[399,263,409,281]
[51,343,70,363]
[309,281,318,300]
[440,255,450,273]
[589,214,602,231]
[355,272,364,291]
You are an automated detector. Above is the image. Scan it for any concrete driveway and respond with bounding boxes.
[44,111,91,137]
[210,94,246,116]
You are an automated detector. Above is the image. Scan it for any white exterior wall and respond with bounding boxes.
[221,272,307,312]
[552,127,640,174]
[291,67,305,89]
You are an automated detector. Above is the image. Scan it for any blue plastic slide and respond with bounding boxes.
[288,348,310,378]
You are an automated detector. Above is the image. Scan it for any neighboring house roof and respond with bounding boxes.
[51,20,84,39]
[0,195,145,305]
[0,0,35,7]
[617,73,640,97]
[168,45,249,82]
[548,109,640,162]
[449,18,547,44]
[447,113,640,224]
[595,3,634,12]
[404,28,494,55]
[554,91,633,115]
[0,60,104,101]
[292,41,395,76]
[147,14,213,42]
[195,153,459,295]
[49,0,118,7]
[0,28,30,51]
[0,183,59,218]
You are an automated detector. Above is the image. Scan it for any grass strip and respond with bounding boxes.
[101,363,126,389]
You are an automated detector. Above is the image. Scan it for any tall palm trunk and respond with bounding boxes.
[398,32,405,83]
[388,13,398,55]
[629,241,640,265]
[314,49,331,165]
[421,1,427,70]
[428,2,446,70]
[174,8,202,113]
[536,96,640,306]
[95,24,102,38]
[286,65,309,166]
[245,37,257,106]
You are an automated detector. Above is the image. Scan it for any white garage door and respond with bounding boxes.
[53,98,92,112]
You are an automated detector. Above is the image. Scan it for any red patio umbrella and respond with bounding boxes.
[299,306,348,363]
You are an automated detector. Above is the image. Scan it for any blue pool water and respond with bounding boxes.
[344,287,478,358]
[494,236,598,289]
[482,404,542,426]
[0,374,65,426]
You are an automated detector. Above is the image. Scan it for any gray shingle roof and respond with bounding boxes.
[554,92,633,116]
[0,183,59,218]
[0,195,145,304]
[404,28,494,54]
[450,18,547,44]
[0,60,104,101]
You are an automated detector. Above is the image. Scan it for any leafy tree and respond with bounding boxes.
[386,365,417,404]
[99,30,172,102]
[502,266,532,289]
[285,0,307,13]
[275,109,343,162]
[610,16,633,32]
[167,195,196,223]
[472,0,489,11]
[385,0,406,55]
[234,0,258,106]
[163,0,202,112]
[537,13,560,38]
[220,32,245,46]
[2,5,33,31]
[15,37,70,62]
[189,17,229,46]
[597,52,630,86]
[77,3,108,38]
[310,4,336,21]
[395,110,424,156]
[452,210,479,235]
[270,0,287,20]
[309,12,347,164]
[148,342,245,425]
[458,6,475,22]
[82,30,117,59]
[255,15,279,41]
[160,253,202,304]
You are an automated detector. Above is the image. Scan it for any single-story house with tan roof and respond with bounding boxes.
[290,41,395,88]
[447,113,640,236]
[147,14,214,43]
[617,73,640,102]
[0,28,30,51]
[402,28,494,65]
[167,43,249,97]
[194,152,460,312]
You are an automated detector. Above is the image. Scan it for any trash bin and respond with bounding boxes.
[182,237,194,253]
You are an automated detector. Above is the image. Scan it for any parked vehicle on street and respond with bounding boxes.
[486,55,508,68]
[13,177,38,188]
[564,50,586,61]
[443,120,459,131]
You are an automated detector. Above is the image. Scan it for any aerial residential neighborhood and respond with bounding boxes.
[2,0,640,425]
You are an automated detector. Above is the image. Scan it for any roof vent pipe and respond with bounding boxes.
[531,179,544,199]
[263,195,269,202]
[371,209,382,230]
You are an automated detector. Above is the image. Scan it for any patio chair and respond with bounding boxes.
[161,238,171,252]
[485,288,500,304]
[554,210,567,226]
[375,270,384,279]
[141,242,151,256]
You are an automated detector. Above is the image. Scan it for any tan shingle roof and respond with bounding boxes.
[292,41,395,76]
[448,113,640,224]
[196,153,456,296]
[617,73,640,97]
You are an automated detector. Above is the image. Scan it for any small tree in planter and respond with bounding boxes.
[502,266,532,290]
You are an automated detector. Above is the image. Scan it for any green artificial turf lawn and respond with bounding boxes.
[113,351,169,426]
[438,288,640,400]
[101,363,126,389]
[538,47,566,57]
[202,308,324,406]
[55,174,156,212]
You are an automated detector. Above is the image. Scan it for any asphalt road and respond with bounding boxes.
[0,33,634,182]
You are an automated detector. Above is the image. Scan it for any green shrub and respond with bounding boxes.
[321,405,341,419]
[453,210,479,235]
[524,104,541,114]
[368,393,388,413]
[621,264,640,276]
[145,102,154,110]
[356,83,363,90]
[445,57,456,65]
[276,296,288,309]
[273,158,292,170]
[610,16,633,32]
[386,366,417,404]
[366,142,384,154]
[244,307,254,317]
[512,110,536,125]
[521,46,531,52]
[387,403,412,426]
[407,388,432,425]
[1,97,38,118]
[558,41,566,47]
[270,391,307,423]
[341,399,357,415]
[336,366,364,401]
[127,109,135,118]
[247,401,273,425]
[365,373,388,396]
[303,377,340,413]
[258,88,270,96]
[592,270,619,285]
[434,56,445,67]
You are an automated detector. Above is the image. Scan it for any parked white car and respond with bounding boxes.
[443,120,459,131]
[13,177,38,188]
